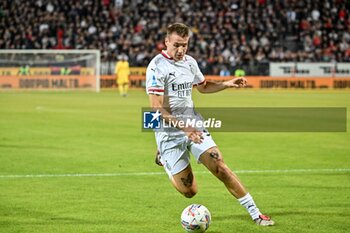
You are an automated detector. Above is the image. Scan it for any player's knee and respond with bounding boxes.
[181,186,197,198]
[183,189,197,198]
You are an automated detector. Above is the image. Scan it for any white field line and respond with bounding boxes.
[0,168,349,179]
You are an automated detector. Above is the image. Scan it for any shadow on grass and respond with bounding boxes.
[214,210,350,221]
[0,205,92,225]
[0,143,69,150]
[269,210,350,217]
[213,214,248,222]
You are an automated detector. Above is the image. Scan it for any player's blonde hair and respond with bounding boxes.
[167,23,190,38]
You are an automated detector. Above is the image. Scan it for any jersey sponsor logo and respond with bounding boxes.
[172,81,193,97]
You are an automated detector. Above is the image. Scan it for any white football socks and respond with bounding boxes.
[238,193,261,220]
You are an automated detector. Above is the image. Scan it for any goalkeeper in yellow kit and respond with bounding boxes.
[115,54,130,97]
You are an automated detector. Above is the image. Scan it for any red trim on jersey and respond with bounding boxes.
[161,51,173,60]
[193,80,206,86]
[148,88,165,92]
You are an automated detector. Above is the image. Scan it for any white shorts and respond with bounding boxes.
[155,132,217,178]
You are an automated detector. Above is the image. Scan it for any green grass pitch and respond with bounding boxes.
[0,89,349,233]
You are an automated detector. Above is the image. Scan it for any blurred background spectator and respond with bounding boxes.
[0,0,349,75]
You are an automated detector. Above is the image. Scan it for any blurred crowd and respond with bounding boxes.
[0,0,349,75]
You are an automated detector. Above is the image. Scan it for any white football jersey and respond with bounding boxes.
[146,51,206,136]
[146,51,205,109]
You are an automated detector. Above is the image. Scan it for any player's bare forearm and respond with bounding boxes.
[149,94,203,143]
[149,94,176,122]
[195,81,227,93]
[196,77,248,93]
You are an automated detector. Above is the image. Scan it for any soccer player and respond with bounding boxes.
[115,54,130,97]
[146,23,274,226]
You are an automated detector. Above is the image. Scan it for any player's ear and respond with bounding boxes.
[165,36,169,46]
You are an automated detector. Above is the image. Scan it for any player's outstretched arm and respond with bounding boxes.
[196,77,247,93]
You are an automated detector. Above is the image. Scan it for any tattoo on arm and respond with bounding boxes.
[209,150,219,160]
[181,172,193,187]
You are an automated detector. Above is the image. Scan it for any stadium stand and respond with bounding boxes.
[0,0,349,75]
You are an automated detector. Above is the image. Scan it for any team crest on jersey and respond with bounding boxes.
[189,64,195,74]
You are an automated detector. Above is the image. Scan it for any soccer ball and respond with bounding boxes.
[180,204,211,233]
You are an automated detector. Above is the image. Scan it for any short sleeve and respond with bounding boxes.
[146,62,166,95]
[192,60,206,86]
